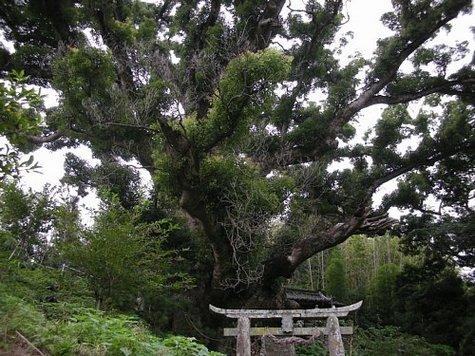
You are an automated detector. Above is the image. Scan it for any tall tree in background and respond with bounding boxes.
[369,263,399,324]
[324,248,348,302]
[0,183,56,261]
[394,264,470,349]
[0,0,473,308]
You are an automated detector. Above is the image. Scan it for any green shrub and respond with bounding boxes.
[0,261,221,355]
[0,293,47,343]
[41,307,164,355]
[296,341,327,355]
[353,326,455,356]
[0,293,223,355]
[161,336,223,356]
[0,256,95,307]
[295,326,455,356]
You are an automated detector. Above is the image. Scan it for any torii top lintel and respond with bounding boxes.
[209,300,362,319]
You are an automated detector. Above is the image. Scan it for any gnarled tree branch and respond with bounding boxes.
[27,131,63,144]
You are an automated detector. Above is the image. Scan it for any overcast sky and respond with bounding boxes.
[3,0,474,223]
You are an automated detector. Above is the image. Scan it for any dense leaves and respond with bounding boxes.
[0,260,221,356]
[394,264,471,349]
[291,234,474,354]
[60,196,192,310]
[1,0,473,289]
[0,183,56,261]
[0,70,43,181]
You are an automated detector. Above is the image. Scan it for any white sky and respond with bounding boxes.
[2,0,474,223]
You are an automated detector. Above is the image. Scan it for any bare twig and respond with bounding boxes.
[15,331,46,356]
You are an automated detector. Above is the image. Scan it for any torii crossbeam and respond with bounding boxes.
[210,301,362,356]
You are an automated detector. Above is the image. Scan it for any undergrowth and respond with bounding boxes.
[296,326,455,356]
[0,257,222,355]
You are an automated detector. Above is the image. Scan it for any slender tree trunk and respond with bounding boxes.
[308,259,314,290]
[321,252,326,291]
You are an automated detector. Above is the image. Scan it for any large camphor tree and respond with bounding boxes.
[0,0,473,307]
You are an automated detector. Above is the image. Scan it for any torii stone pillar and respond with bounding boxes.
[236,317,251,356]
[326,315,345,356]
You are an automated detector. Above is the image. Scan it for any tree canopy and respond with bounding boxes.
[0,0,473,306]
[0,70,43,182]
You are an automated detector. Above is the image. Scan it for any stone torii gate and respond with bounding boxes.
[210,301,362,356]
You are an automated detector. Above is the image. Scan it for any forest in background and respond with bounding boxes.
[0,181,473,354]
[1,0,474,354]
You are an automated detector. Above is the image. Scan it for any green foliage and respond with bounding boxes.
[372,104,412,150]
[324,248,348,302]
[52,47,116,112]
[296,326,454,355]
[0,256,221,355]
[368,263,399,324]
[198,155,283,215]
[0,182,56,261]
[60,195,193,311]
[0,70,43,181]
[292,235,473,353]
[0,0,82,84]
[0,69,43,141]
[62,153,144,209]
[296,341,327,356]
[0,1,474,353]
[382,100,474,212]
[0,293,222,356]
[291,235,405,299]
[161,336,223,356]
[460,288,475,355]
[394,264,471,349]
[0,183,197,339]
[0,262,94,308]
[400,213,474,268]
[187,49,291,150]
[341,236,371,299]
[352,326,455,356]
